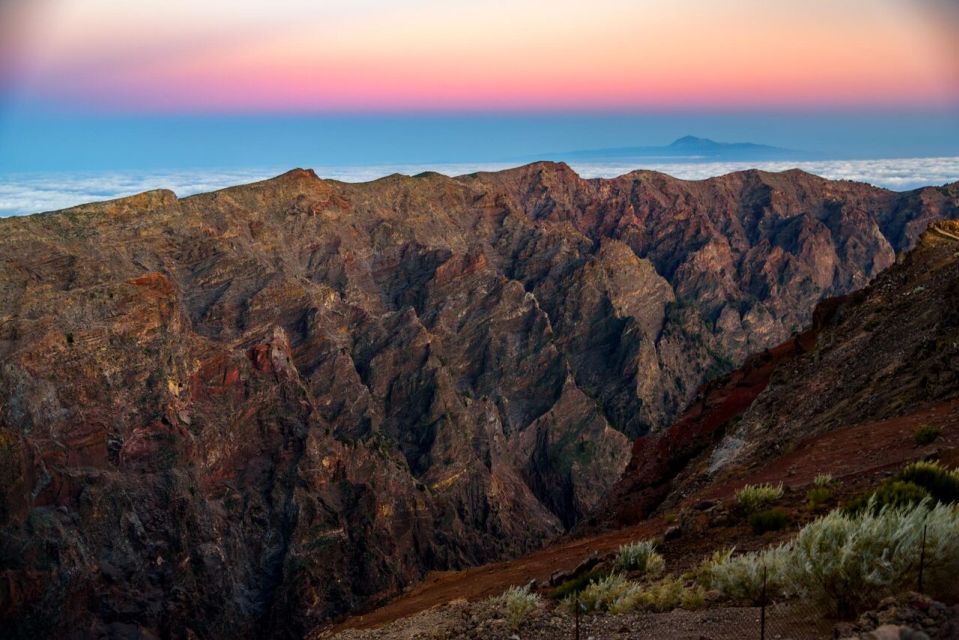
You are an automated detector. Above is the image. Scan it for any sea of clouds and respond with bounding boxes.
[2,156,958,217]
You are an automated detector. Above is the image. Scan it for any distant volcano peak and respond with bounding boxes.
[669,135,715,146]
[541,135,811,163]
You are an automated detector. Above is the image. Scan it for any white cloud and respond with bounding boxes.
[569,156,959,190]
[2,157,958,217]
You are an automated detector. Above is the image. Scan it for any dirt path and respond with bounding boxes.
[331,399,959,632]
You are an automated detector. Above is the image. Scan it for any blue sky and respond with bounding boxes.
[2,112,959,172]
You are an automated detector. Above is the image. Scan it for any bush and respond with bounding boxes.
[845,462,959,514]
[748,508,789,534]
[578,573,640,612]
[615,540,665,576]
[814,473,834,487]
[637,577,685,612]
[736,482,784,514]
[896,461,959,504]
[680,583,707,610]
[806,486,834,512]
[550,568,608,600]
[493,585,541,630]
[710,501,959,616]
[914,425,943,446]
[866,481,930,512]
[708,545,791,603]
[691,547,734,589]
[578,574,703,614]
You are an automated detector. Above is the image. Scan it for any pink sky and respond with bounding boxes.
[2,0,958,112]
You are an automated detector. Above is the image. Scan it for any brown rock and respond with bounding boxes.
[0,166,955,637]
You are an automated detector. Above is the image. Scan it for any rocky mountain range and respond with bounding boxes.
[0,163,957,638]
[595,217,959,530]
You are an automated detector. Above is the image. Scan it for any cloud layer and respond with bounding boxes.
[2,157,958,217]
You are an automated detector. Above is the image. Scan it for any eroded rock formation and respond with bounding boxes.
[0,165,955,637]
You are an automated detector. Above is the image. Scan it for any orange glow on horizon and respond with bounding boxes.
[2,0,957,112]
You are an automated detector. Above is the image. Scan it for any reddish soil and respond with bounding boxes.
[333,399,959,632]
[594,331,816,529]
[696,398,959,500]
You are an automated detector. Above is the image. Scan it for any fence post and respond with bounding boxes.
[760,564,767,640]
[574,593,580,640]
[918,523,927,594]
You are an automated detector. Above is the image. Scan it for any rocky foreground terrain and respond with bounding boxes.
[0,164,957,638]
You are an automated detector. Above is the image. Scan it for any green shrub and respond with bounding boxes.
[578,574,703,614]
[708,545,791,603]
[493,585,541,630]
[691,547,734,589]
[748,508,789,534]
[846,480,928,515]
[896,461,959,504]
[550,568,608,600]
[736,482,784,513]
[637,577,685,612]
[680,584,707,610]
[814,473,834,487]
[578,573,639,612]
[846,462,959,514]
[806,486,833,512]
[710,501,959,615]
[615,540,665,576]
[914,425,943,446]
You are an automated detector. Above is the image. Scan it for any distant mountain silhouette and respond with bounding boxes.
[544,135,810,162]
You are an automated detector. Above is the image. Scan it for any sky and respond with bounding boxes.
[0,0,957,179]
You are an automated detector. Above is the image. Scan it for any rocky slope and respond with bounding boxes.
[0,165,956,638]
[598,219,959,528]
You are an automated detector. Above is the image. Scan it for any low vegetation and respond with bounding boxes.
[896,461,959,504]
[575,574,705,614]
[913,424,943,446]
[689,548,734,589]
[614,540,665,575]
[709,500,959,616]
[806,486,833,512]
[493,585,542,630]
[748,507,789,534]
[847,461,959,514]
[536,463,959,625]
[813,473,833,487]
[549,568,608,601]
[735,482,784,514]
[807,473,835,511]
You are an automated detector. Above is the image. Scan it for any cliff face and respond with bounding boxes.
[597,219,959,530]
[0,165,955,637]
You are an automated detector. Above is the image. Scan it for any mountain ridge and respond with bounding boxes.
[0,165,957,638]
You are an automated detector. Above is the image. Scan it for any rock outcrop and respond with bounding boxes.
[0,165,956,637]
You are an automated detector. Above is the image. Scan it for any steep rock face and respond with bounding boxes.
[707,219,959,469]
[0,166,956,637]
[598,219,959,528]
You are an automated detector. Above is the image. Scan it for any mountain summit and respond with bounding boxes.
[546,135,807,162]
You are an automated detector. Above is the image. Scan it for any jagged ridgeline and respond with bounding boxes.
[0,164,957,637]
